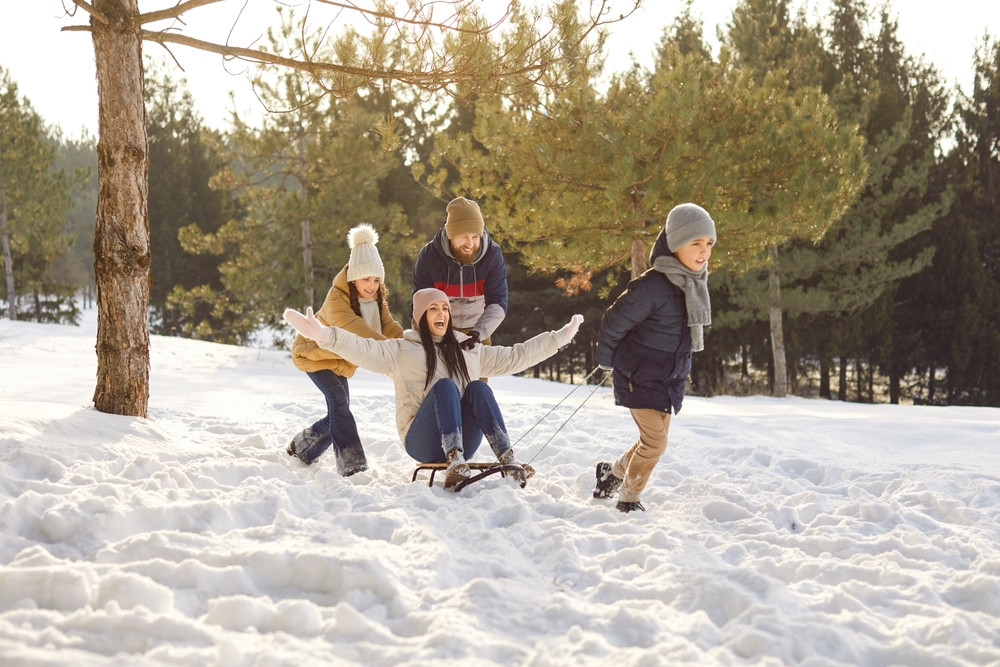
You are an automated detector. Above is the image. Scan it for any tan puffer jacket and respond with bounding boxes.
[291,265,404,376]
[315,327,563,443]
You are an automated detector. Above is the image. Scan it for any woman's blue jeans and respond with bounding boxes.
[297,370,367,474]
[404,379,511,463]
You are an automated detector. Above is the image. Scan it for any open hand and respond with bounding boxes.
[283,307,334,345]
[554,313,584,347]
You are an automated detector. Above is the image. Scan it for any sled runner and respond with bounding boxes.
[411,462,528,491]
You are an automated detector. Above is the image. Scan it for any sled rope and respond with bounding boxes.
[513,366,609,466]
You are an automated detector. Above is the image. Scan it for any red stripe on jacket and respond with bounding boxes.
[434,280,486,298]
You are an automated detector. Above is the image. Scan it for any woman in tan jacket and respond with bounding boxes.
[284,288,583,490]
[287,223,403,476]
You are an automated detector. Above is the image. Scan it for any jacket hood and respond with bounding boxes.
[332,264,351,298]
[648,227,671,264]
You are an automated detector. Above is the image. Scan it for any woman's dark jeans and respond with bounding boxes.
[404,379,511,463]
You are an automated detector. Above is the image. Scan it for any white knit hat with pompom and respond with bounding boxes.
[346,223,385,283]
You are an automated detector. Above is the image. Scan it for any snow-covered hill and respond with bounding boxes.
[1,309,998,665]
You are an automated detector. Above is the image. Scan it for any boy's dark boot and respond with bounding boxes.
[593,461,623,498]
[616,500,646,513]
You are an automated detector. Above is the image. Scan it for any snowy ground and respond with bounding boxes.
[1,307,999,666]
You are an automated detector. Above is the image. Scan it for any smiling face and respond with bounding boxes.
[423,300,451,337]
[674,236,714,272]
[352,276,381,300]
[449,233,481,265]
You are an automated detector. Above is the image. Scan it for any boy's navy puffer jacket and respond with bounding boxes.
[596,228,692,414]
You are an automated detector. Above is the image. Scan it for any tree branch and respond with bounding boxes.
[69,0,108,25]
[313,0,512,33]
[69,0,643,99]
[137,0,226,27]
[140,29,468,85]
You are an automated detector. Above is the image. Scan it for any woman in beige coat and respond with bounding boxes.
[287,223,403,476]
[284,288,583,490]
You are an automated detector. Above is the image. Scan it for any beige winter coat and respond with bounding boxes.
[291,265,404,376]
[314,327,563,443]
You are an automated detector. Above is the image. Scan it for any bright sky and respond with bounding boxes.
[1,1,998,138]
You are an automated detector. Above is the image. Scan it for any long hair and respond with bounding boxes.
[417,314,471,389]
[347,281,388,318]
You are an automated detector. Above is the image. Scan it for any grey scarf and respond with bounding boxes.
[652,255,711,352]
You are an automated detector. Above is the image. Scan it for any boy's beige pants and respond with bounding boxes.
[611,408,671,503]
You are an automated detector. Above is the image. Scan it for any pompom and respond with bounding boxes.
[347,222,379,249]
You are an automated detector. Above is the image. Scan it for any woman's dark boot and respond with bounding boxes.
[443,448,471,491]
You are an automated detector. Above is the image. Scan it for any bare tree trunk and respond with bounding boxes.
[1,186,15,320]
[819,354,831,399]
[888,369,901,404]
[91,0,151,417]
[867,356,875,402]
[301,218,314,306]
[856,357,864,402]
[629,236,647,279]
[298,130,314,307]
[767,245,788,398]
[838,356,847,401]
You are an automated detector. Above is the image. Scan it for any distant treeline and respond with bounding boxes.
[2,1,998,406]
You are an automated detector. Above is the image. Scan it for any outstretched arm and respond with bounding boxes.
[478,314,584,377]
[284,307,336,347]
[552,314,584,348]
[285,307,401,376]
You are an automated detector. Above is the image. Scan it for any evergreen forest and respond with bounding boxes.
[2,0,999,406]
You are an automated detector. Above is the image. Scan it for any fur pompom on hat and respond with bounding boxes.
[445,197,485,239]
[346,223,385,283]
[412,287,449,328]
[665,203,717,252]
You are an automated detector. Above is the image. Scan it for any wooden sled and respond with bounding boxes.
[411,462,528,491]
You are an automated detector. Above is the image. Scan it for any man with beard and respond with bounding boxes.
[411,197,509,352]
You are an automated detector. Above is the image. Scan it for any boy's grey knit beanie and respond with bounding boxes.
[665,203,716,252]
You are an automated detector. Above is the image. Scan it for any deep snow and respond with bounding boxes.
[1,307,999,666]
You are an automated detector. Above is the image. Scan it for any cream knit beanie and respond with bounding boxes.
[345,223,385,282]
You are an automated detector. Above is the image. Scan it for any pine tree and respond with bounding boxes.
[169,14,405,344]
[917,35,1000,405]
[431,5,865,398]
[0,68,75,323]
[144,63,236,337]
[450,7,865,272]
[51,130,98,307]
[824,1,951,404]
[717,0,948,399]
